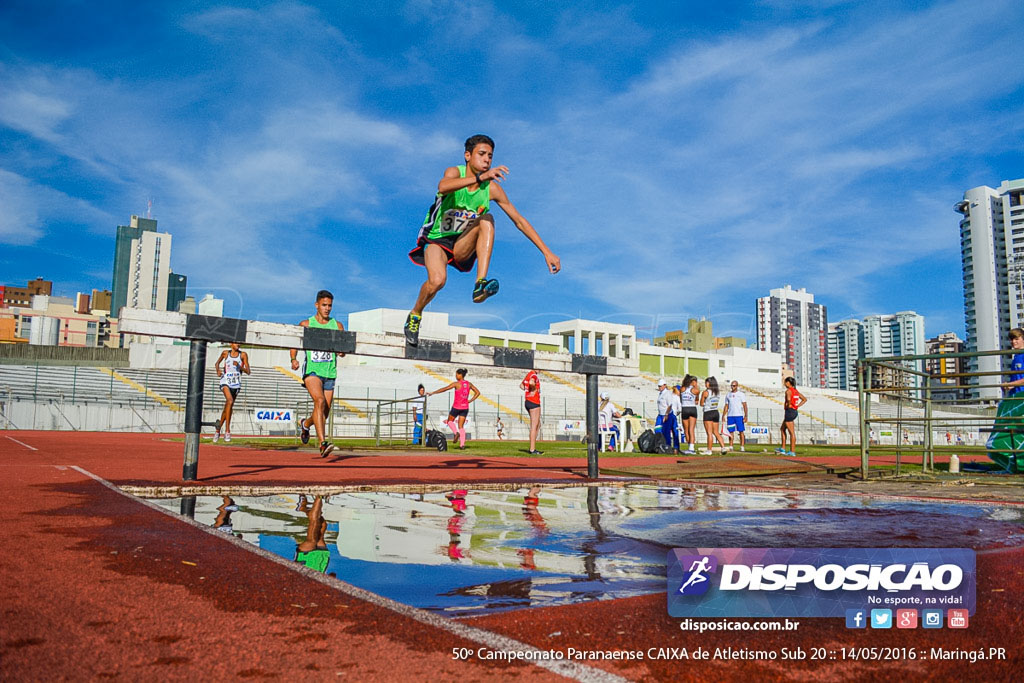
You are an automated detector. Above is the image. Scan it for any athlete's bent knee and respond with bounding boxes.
[427,271,447,289]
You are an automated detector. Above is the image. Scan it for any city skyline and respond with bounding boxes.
[2,0,1023,341]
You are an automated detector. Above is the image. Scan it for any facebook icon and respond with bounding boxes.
[846,609,867,629]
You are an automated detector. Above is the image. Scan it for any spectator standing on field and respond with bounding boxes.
[679,374,699,455]
[777,376,807,456]
[723,381,748,452]
[700,376,728,455]
[657,379,680,453]
[412,383,427,445]
[521,369,542,454]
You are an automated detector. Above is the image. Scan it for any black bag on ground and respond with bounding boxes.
[637,429,656,454]
[655,433,673,454]
[425,429,448,451]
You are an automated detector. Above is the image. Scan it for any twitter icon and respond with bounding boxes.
[870,609,892,629]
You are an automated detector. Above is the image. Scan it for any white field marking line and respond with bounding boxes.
[5,435,38,451]
[67,466,630,683]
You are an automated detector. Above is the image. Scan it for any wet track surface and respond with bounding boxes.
[4,432,1023,681]
[148,485,1024,616]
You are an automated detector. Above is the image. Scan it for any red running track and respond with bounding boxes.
[1,431,1021,681]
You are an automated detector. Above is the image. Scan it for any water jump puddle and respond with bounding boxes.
[146,484,1024,617]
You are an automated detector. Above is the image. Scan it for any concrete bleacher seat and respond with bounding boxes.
[5,356,983,442]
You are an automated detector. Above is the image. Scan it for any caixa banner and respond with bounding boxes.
[667,548,975,618]
[253,409,295,425]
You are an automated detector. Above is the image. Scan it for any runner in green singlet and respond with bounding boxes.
[404,134,561,346]
[294,494,330,574]
[289,290,345,458]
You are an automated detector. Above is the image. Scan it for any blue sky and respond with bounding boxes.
[1,0,1022,342]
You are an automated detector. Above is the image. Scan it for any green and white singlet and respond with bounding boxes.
[303,316,339,379]
[419,165,491,241]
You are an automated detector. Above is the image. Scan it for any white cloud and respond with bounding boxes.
[0,169,111,246]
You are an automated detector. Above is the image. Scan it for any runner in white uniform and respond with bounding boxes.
[214,343,250,443]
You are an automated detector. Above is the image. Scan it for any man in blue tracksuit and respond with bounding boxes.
[657,379,680,453]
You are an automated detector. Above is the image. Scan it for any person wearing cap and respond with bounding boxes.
[657,379,680,453]
[599,391,621,451]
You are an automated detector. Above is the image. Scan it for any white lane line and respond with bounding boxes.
[5,435,38,451]
[68,466,629,683]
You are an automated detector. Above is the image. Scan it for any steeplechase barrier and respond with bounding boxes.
[118,308,636,480]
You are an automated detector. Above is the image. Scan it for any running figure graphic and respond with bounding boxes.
[678,556,713,594]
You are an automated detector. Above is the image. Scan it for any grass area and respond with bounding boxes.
[200,437,956,460]
[204,436,591,458]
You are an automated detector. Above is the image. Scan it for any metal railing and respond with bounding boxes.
[857,347,1016,479]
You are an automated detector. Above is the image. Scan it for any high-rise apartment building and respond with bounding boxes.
[111,215,158,316]
[756,285,827,387]
[110,215,179,315]
[955,179,1024,400]
[926,332,967,400]
[826,320,862,391]
[126,230,172,311]
[828,312,926,391]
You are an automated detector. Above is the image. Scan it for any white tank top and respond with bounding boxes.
[680,386,697,408]
[704,393,720,411]
[220,352,243,388]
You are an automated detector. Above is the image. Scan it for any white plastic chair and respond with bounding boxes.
[598,421,622,452]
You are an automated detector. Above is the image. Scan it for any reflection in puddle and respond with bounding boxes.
[151,485,1024,616]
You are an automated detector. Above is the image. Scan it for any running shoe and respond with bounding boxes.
[299,419,310,445]
[319,441,335,458]
[775,447,786,454]
[212,432,220,444]
[527,449,544,455]
[224,434,231,443]
[472,278,500,303]
[404,313,421,346]
[786,451,797,457]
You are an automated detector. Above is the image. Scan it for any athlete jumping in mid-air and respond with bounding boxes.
[404,134,561,346]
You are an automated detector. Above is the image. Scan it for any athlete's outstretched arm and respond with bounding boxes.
[437,164,510,195]
[429,382,458,396]
[490,183,560,274]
